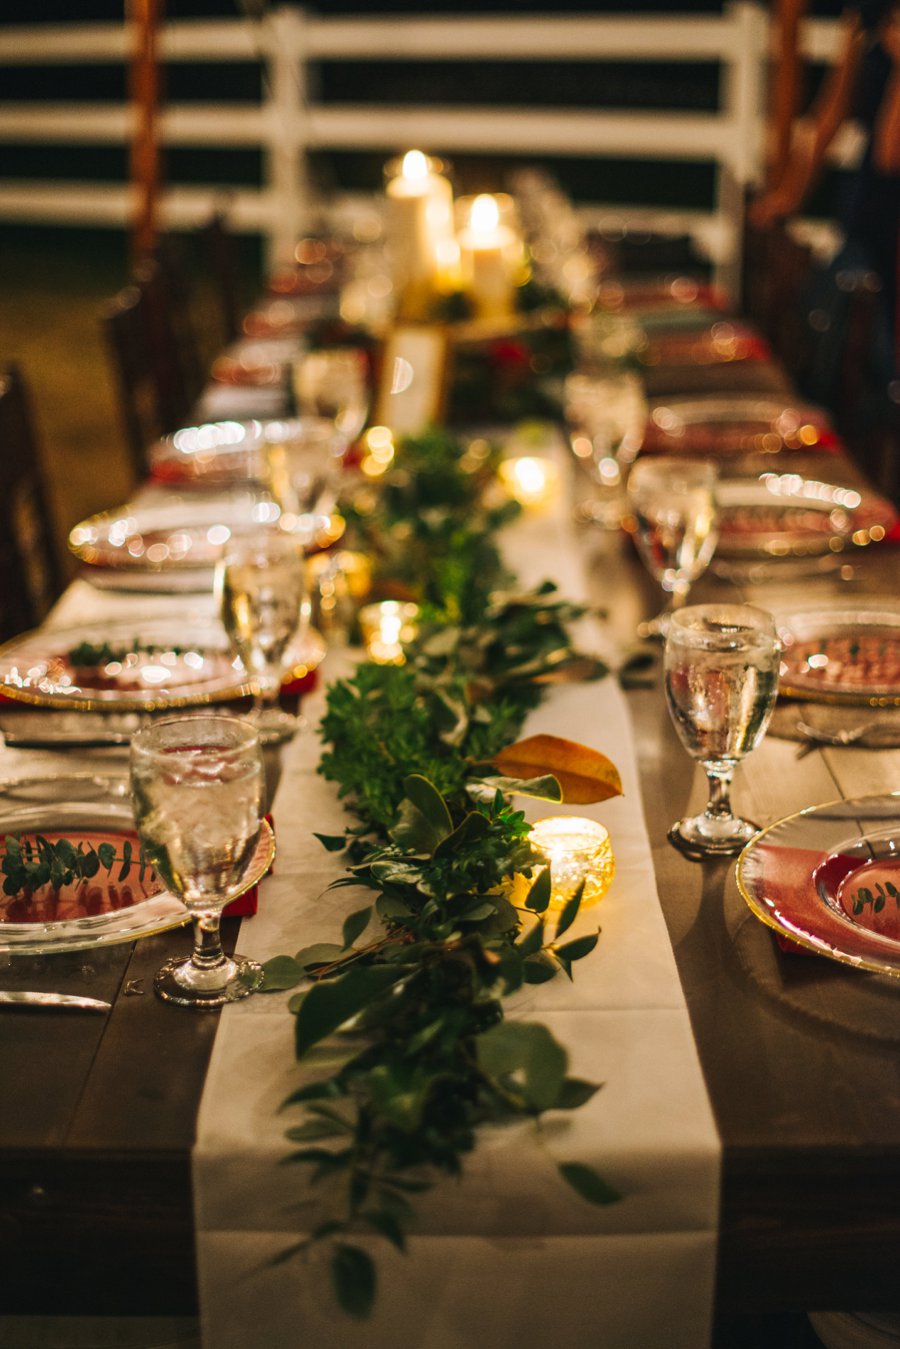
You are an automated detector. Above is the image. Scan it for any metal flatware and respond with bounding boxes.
[0,990,112,1012]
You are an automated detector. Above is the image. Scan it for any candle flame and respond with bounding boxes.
[469,194,500,233]
[401,150,429,182]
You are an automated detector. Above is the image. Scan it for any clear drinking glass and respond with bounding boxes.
[219,530,306,743]
[130,714,268,1007]
[292,348,369,453]
[664,603,780,859]
[564,370,646,528]
[626,455,719,638]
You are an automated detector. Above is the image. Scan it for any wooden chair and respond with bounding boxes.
[101,257,198,479]
[0,364,64,642]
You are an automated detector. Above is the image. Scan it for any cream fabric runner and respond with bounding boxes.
[192,446,721,1348]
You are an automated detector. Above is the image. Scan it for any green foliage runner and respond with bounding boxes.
[261,428,622,1318]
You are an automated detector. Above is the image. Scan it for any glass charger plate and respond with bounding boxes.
[0,617,251,712]
[776,603,900,704]
[69,497,345,591]
[736,793,900,978]
[641,396,834,455]
[715,473,896,561]
[149,417,338,490]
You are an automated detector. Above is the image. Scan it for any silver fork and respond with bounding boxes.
[794,719,883,757]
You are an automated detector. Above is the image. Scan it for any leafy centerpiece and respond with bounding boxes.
[261,427,631,1316]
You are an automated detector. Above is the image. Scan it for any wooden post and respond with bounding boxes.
[769,0,808,187]
[129,0,163,265]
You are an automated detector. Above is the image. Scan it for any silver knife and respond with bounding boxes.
[0,990,112,1012]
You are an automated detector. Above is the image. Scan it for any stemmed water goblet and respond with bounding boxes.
[664,603,780,860]
[218,529,306,744]
[292,347,369,455]
[626,455,719,638]
[130,714,272,1007]
[564,370,646,528]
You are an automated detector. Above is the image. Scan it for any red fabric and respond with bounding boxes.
[223,811,275,917]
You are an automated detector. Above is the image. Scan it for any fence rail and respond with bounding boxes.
[0,4,846,288]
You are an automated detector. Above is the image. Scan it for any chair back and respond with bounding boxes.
[196,210,242,348]
[0,365,63,641]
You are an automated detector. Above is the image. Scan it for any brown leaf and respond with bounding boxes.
[489,734,623,804]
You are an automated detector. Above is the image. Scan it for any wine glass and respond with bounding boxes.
[218,530,306,743]
[626,455,719,638]
[564,370,646,527]
[664,603,780,860]
[129,714,269,1007]
[266,415,344,517]
[291,347,369,454]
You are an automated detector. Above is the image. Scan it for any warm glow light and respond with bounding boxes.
[469,194,500,234]
[401,150,429,183]
[359,601,420,664]
[498,456,560,509]
[529,816,616,910]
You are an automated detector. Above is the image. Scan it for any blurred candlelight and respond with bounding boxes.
[359,600,420,664]
[498,455,560,509]
[385,150,454,315]
[529,816,615,909]
[458,194,516,319]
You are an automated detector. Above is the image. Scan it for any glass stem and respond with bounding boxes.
[704,766,736,826]
[190,909,226,972]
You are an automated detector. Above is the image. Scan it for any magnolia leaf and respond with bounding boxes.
[489,734,623,804]
[558,1161,621,1206]
[433,810,490,859]
[331,1244,376,1320]
[259,955,307,992]
[294,965,407,1058]
[476,1020,568,1112]
[474,774,563,803]
[389,775,453,855]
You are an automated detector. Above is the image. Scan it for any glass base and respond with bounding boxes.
[154,952,264,1008]
[668,813,760,861]
[246,706,304,745]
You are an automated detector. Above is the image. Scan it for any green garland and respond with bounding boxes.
[261,428,622,1318]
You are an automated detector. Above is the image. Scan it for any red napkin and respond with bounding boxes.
[224,811,275,918]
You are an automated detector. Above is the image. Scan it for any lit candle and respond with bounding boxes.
[359,600,420,665]
[528,816,615,909]
[385,150,454,314]
[498,455,560,510]
[459,194,516,320]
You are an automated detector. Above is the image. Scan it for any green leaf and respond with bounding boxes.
[554,932,599,963]
[294,965,407,1059]
[476,1020,568,1111]
[294,942,344,970]
[285,1119,345,1142]
[260,955,307,992]
[315,832,349,852]
[342,906,373,949]
[97,841,115,871]
[554,1077,601,1110]
[117,839,133,881]
[554,880,585,939]
[475,774,563,802]
[516,918,545,959]
[433,810,490,860]
[558,1161,620,1206]
[523,953,558,984]
[389,775,453,855]
[363,1208,407,1253]
[525,868,551,913]
[331,1244,376,1320]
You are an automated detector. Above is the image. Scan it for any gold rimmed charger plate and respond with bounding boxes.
[736,793,900,978]
[0,777,274,955]
[776,603,900,706]
[0,618,253,713]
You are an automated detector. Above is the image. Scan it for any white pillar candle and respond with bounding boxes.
[385,150,454,311]
[459,194,516,320]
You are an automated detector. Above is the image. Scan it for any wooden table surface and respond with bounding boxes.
[1,451,899,1332]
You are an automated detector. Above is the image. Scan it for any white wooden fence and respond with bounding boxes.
[0,4,847,290]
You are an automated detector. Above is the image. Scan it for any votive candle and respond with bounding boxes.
[529,816,615,909]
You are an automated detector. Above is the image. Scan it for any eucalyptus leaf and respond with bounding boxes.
[525,868,551,913]
[260,955,307,992]
[476,1020,568,1112]
[295,943,345,970]
[331,1244,376,1320]
[294,966,408,1058]
[342,906,373,949]
[554,932,599,962]
[315,832,349,853]
[558,1161,621,1206]
[554,880,585,939]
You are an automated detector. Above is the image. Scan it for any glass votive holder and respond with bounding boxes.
[529,816,616,909]
[307,549,373,638]
[498,455,560,510]
[359,600,420,665]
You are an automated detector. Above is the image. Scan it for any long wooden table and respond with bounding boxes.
[2,413,899,1338]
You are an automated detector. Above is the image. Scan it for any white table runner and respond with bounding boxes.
[192,448,722,1348]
